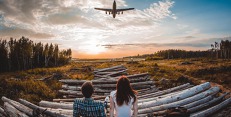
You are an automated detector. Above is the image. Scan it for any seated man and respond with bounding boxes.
[73,81,106,117]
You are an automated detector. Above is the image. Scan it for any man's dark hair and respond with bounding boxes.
[81,81,94,98]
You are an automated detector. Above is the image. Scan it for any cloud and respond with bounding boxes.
[0,0,43,23]
[0,24,54,39]
[0,0,183,57]
[101,36,231,49]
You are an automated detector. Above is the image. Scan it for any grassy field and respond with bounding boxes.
[0,58,230,105]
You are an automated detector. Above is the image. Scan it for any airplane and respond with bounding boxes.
[95,0,135,18]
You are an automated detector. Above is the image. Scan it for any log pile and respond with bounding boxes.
[93,65,128,79]
[0,65,231,117]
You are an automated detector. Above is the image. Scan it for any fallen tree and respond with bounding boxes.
[138,82,211,109]
[138,86,220,114]
[190,97,231,117]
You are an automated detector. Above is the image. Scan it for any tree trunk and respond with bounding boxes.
[18,99,66,117]
[138,82,211,109]
[138,87,219,114]
[138,83,190,99]
[188,92,229,113]
[4,102,29,117]
[2,97,33,116]
[190,97,231,117]
[39,101,72,110]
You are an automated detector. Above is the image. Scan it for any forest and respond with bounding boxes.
[0,37,72,73]
[128,40,231,60]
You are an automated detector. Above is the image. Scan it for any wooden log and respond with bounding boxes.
[139,87,188,102]
[62,95,106,100]
[0,106,7,117]
[2,96,33,116]
[59,80,86,85]
[59,90,110,96]
[138,82,211,109]
[190,96,231,117]
[123,73,150,79]
[18,99,66,117]
[0,113,6,117]
[184,92,228,110]
[188,92,229,113]
[105,69,127,76]
[41,99,108,110]
[183,95,213,109]
[93,81,154,88]
[137,110,166,117]
[59,74,150,85]
[138,85,194,102]
[138,95,215,116]
[94,65,125,73]
[104,73,150,80]
[62,85,112,93]
[92,96,107,100]
[138,83,190,99]
[4,102,29,117]
[58,90,83,96]
[66,94,83,98]
[39,101,73,110]
[138,88,159,96]
[62,81,153,91]
[112,73,150,80]
[94,71,115,75]
[138,86,219,114]
[94,69,127,75]
[53,98,76,102]
[62,85,81,91]
[46,108,72,116]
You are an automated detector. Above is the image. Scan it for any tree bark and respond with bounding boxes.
[4,102,29,117]
[18,99,66,117]
[138,83,190,99]
[188,92,229,113]
[0,106,7,117]
[138,85,193,102]
[138,86,219,114]
[39,101,73,110]
[94,65,125,73]
[138,82,211,109]
[2,96,33,116]
[190,97,231,117]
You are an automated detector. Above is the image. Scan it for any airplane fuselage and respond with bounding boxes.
[94,0,134,18]
[113,1,116,18]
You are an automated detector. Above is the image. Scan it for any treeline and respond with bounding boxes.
[153,49,210,59]
[0,37,72,73]
[211,40,231,59]
[125,40,231,60]
[152,40,231,59]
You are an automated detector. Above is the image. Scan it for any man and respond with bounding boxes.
[73,81,106,117]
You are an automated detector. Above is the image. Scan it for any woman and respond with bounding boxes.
[110,76,138,117]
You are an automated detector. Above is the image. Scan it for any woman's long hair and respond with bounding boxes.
[116,76,137,106]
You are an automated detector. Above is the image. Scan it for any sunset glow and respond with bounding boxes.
[0,0,231,58]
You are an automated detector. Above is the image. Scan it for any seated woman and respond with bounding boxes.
[110,76,138,117]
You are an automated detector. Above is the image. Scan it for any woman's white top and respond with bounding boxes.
[110,90,134,117]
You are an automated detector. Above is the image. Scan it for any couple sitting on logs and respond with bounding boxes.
[73,76,189,117]
[73,76,138,117]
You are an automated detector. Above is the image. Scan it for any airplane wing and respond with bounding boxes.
[94,8,112,12]
[116,8,134,12]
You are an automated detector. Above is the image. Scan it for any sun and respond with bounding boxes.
[80,40,107,55]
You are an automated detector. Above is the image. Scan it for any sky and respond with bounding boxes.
[0,0,231,58]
